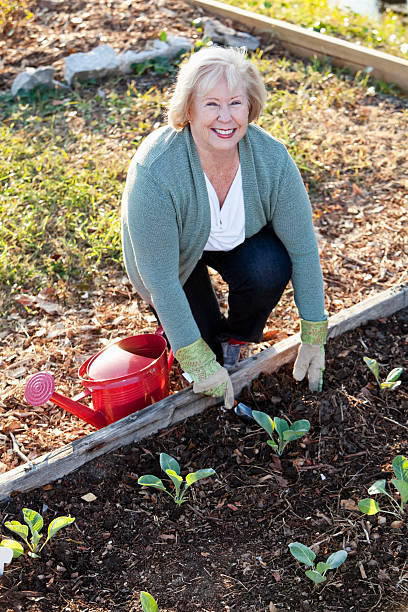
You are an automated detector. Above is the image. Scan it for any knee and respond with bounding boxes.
[250,265,291,302]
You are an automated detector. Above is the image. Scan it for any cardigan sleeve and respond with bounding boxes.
[271,152,326,322]
[122,162,201,352]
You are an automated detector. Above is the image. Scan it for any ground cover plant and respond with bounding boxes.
[138,453,215,506]
[0,312,407,610]
[0,507,75,559]
[227,0,408,62]
[288,542,348,585]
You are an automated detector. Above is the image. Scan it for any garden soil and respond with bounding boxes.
[0,311,408,611]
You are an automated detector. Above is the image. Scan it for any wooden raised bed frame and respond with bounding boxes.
[0,285,407,501]
[187,0,408,92]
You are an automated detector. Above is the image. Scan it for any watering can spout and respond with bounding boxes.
[25,372,106,429]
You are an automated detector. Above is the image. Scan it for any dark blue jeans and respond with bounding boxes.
[183,225,292,362]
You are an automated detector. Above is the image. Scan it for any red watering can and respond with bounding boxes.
[25,328,173,429]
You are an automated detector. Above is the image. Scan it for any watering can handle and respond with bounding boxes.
[155,326,174,370]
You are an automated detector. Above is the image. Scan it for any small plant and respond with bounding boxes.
[289,542,347,585]
[138,453,215,506]
[140,591,158,612]
[358,455,408,518]
[252,411,310,456]
[363,356,403,391]
[0,508,75,559]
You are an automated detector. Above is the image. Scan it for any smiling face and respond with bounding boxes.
[188,77,249,158]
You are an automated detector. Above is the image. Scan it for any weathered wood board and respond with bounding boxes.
[187,0,408,92]
[0,284,407,501]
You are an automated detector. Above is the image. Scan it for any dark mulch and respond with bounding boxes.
[1,309,407,611]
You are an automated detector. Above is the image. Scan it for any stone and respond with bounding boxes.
[166,34,193,57]
[203,18,261,51]
[64,44,121,86]
[119,35,192,73]
[119,49,160,74]
[11,66,55,96]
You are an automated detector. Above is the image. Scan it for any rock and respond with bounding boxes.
[119,49,160,74]
[119,36,192,73]
[166,34,193,57]
[64,45,121,86]
[203,18,261,50]
[11,66,55,96]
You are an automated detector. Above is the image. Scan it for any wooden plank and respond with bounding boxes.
[0,284,406,500]
[187,0,408,91]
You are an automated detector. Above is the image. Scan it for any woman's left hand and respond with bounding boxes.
[293,344,325,391]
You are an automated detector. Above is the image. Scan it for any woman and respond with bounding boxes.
[121,46,328,409]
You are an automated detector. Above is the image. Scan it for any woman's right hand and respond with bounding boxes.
[176,338,234,408]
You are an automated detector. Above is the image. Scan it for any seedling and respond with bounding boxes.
[140,591,159,612]
[363,356,403,391]
[358,454,408,518]
[252,411,310,456]
[289,542,347,585]
[138,453,215,506]
[0,508,75,559]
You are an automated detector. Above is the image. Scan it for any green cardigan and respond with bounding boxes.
[121,124,325,352]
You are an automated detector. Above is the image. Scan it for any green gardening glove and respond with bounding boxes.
[293,319,328,392]
[176,338,234,408]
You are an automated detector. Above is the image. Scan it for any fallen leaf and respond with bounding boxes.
[341,498,358,511]
[81,493,97,502]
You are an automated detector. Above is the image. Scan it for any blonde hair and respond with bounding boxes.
[168,46,267,131]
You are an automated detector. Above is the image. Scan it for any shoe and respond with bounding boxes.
[221,339,247,371]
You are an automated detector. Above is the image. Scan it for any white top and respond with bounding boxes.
[203,164,245,252]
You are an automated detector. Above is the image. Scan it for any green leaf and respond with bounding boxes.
[368,479,387,495]
[380,380,401,390]
[185,468,215,487]
[140,591,159,612]
[288,542,316,567]
[252,410,275,438]
[393,455,408,482]
[358,498,380,515]
[326,550,348,569]
[23,509,43,536]
[305,569,326,584]
[385,367,403,382]
[290,419,310,433]
[5,520,29,541]
[165,469,183,495]
[138,475,167,491]
[391,479,408,504]
[316,561,331,573]
[274,417,289,440]
[160,453,180,476]
[363,357,380,382]
[0,539,25,559]
[47,516,75,541]
[159,30,167,42]
[28,551,40,558]
[267,439,279,450]
[31,530,42,551]
[283,429,307,442]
